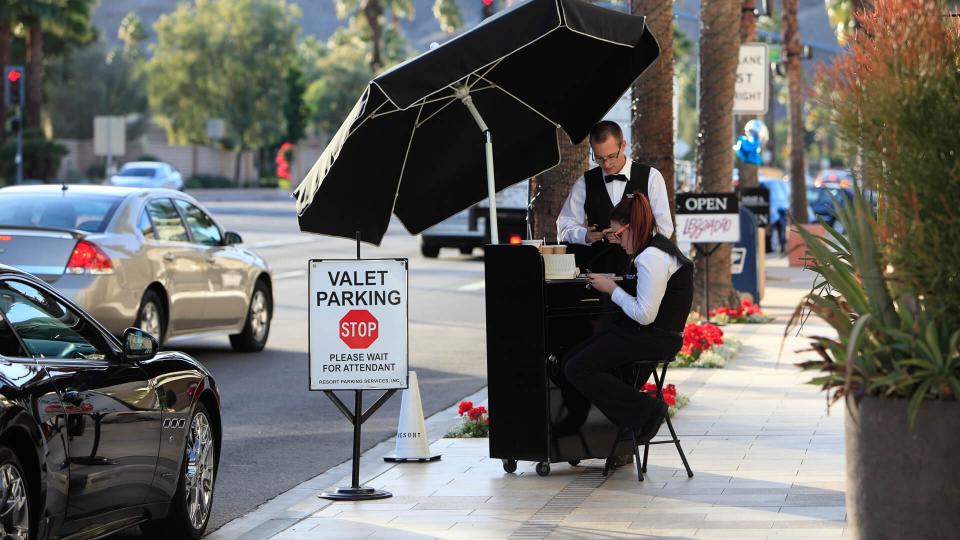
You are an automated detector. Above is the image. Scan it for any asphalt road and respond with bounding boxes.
[119,195,490,535]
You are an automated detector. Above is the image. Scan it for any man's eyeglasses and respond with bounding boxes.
[592,147,621,164]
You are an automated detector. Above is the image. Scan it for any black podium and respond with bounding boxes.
[484,244,635,476]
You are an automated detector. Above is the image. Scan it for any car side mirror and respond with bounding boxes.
[224,231,243,245]
[123,327,158,362]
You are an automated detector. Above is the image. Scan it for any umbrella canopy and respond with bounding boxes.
[295,0,659,244]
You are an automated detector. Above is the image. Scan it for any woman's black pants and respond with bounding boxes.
[563,324,682,430]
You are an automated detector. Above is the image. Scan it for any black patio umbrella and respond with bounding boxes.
[294,0,660,245]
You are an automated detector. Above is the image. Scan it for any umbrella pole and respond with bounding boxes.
[458,88,499,245]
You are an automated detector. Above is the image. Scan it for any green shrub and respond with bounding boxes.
[186,174,234,189]
[0,130,69,183]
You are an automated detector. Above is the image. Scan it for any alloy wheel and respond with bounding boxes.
[250,290,269,343]
[141,301,162,339]
[184,412,215,530]
[0,463,29,540]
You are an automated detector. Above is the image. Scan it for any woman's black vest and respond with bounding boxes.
[620,234,694,334]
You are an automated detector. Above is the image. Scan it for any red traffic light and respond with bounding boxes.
[7,69,21,83]
[482,0,494,5]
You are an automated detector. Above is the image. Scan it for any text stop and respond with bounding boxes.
[339,309,379,348]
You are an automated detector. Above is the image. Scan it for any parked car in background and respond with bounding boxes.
[109,161,184,190]
[0,185,273,351]
[807,183,854,229]
[813,169,853,188]
[0,264,221,539]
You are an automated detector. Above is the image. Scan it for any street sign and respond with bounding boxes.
[93,116,126,156]
[675,193,741,243]
[309,258,408,391]
[738,186,771,227]
[734,43,769,114]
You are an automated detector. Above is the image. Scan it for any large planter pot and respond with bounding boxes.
[787,223,826,267]
[846,396,960,539]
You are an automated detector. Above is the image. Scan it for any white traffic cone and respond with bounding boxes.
[383,371,441,462]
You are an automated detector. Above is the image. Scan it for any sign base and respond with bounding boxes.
[319,486,393,501]
[383,453,442,463]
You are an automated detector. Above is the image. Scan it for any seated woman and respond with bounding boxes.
[563,191,693,441]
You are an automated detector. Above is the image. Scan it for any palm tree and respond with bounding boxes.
[630,0,675,234]
[736,0,759,189]
[530,130,589,242]
[335,0,414,72]
[782,0,807,225]
[695,0,740,313]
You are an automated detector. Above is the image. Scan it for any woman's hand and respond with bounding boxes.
[586,273,617,295]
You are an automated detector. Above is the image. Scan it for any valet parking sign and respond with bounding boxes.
[676,193,741,244]
[309,259,408,391]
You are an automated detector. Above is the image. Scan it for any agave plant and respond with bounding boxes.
[788,185,960,422]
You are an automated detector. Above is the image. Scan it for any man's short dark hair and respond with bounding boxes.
[589,121,623,146]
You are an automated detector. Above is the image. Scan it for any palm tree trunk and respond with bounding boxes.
[531,128,589,243]
[736,0,759,189]
[630,0,675,235]
[25,23,43,130]
[234,145,244,186]
[0,20,10,141]
[364,0,384,72]
[694,0,740,313]
[782,0,808,224]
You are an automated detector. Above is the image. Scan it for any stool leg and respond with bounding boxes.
[630,431,644,481]
[664,413,694,478]
[642,442,650,473]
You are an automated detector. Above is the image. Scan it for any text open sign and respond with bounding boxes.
[309,259,408,390]
[676,193,741,243]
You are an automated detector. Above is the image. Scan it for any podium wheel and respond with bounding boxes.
[502,459,517,473]
[536,462,550,476]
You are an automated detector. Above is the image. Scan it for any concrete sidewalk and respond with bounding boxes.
[210,256,847,539]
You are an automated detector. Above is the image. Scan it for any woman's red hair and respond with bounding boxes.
[610,191,656,255]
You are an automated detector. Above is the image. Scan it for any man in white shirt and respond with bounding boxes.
[557,121,673,273]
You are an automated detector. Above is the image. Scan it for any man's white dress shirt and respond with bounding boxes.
[556,159,673,245]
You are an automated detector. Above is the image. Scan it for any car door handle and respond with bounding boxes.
[163,253,176,262]
[62,390,84,405]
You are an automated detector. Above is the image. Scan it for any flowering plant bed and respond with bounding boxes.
[445,400,490,438]
[642,382,689,417]
[675,322,742,368]
[709,299,773,324]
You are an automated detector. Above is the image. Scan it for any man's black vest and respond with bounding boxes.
[618,234,694,334]
[583,161,652,229]
[573,161,652,273]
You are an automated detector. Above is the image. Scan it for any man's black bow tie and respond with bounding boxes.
[605,174,627,183]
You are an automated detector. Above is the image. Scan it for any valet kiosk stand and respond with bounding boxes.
[675,194,741,317]
[308,235,409,500]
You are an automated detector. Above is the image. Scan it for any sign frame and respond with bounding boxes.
[308,257,410,392]
[734,43,769,115]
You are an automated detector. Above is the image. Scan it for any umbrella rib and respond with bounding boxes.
[387,101,425,221]
[415,96,459,128]
[474,75,561,128]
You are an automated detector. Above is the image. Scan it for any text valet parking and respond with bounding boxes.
[308,259,409,391]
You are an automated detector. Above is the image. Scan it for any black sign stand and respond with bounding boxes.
[319,232,397,501]
[693,243,721,323]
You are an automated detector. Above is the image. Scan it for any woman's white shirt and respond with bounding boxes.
[610,248,681,325]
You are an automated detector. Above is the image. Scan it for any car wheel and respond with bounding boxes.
[136,290,166,345]
[229,281,271,352]
[0,445,30,540]
[141,403,217,540]
[421,244,440,258]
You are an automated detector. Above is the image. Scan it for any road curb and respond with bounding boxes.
[207,385,489,539]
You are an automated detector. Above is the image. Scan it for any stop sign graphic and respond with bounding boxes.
[339,310,379,349]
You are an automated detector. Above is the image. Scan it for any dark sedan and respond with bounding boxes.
[0,265,220,539]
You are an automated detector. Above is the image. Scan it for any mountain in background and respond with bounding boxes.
[92,0,483,54]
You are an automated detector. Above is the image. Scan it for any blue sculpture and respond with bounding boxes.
[734,119,769,166]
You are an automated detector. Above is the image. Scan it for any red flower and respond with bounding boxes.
[458,401,473,416]
[467,406,487,421]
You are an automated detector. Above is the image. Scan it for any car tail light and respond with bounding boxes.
[66,240,114,274]
[508,234,523,245]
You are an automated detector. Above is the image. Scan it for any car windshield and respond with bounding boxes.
[119,167,157,177]
[0,193,123,232]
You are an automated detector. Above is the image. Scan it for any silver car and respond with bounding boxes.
[109,161,185,190]
[0,184,273,351]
